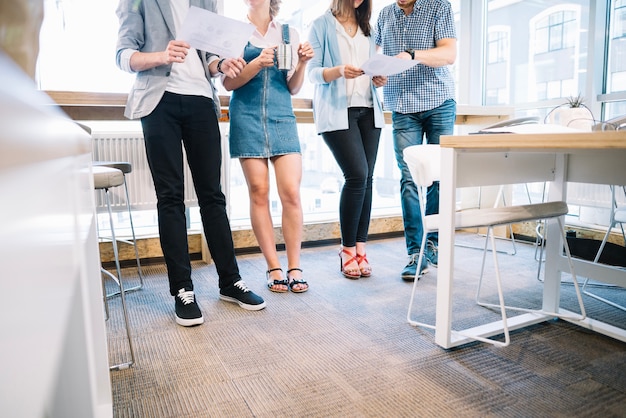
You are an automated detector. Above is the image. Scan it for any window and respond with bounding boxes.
[37,0,134,92]
[485,27,510,105]
[534,10,577,54]
[486,1,588,111]
[605,0,626,120]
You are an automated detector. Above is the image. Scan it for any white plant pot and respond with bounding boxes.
[548,107,593,131]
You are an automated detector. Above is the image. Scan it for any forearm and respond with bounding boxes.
[129,50,167,72]
[288,62,307,95]
[222,61,260,91]
[412,39,456,68]
[322,66,343,83]
[207,57,220,77]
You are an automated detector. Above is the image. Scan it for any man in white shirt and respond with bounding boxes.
[116,0,266,326]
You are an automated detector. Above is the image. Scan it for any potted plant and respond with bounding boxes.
[546,93,594,130]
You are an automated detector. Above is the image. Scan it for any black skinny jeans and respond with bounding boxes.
[322,107,381,247]
[141,92,240,295]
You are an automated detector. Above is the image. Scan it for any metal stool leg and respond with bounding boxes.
[581,185,626,312]
[102,186,135,370]
[106,175,144,297]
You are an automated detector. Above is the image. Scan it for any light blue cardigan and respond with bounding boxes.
[307,10,385,134]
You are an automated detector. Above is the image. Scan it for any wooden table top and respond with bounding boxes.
[441,129,626,150]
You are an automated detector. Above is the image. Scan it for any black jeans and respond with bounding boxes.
[141,92,240,295]
[322,107,381,247]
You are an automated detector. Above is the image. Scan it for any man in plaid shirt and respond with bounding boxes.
[375,0,457,281]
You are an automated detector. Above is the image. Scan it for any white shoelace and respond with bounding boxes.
[233,280,250,292]
[177,290,195,305]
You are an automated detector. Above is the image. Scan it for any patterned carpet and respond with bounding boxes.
[104,233,626,417]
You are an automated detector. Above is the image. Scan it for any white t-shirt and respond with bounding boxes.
[166,0,213,97]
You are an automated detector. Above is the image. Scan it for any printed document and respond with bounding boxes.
[361,54,419,76]
[178,6,254,58]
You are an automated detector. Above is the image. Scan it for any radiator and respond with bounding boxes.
[567,182,621,208]
[91,129,197,211]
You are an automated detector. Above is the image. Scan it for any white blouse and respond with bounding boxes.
[334,19,373,108]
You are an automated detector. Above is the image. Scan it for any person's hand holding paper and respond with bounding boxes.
[361,54,419,76]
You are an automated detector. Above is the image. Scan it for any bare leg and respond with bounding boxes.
[240,158,287,292]
[272,154,307,291]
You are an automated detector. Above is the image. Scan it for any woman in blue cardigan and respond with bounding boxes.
[308,0,386,279]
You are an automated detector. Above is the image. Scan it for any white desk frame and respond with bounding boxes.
[436,131,626,348]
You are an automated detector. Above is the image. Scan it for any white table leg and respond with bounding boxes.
[435,147,458,348]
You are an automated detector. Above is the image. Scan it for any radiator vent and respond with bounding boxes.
[91,133,197,211]
[567,182,618,208]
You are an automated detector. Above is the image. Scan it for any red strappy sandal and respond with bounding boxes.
[339,248,361,279]
[356,253,371,277]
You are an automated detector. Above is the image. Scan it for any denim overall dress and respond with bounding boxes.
[229,24,300,158]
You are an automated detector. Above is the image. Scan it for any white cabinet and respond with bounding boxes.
[0,52,112,417]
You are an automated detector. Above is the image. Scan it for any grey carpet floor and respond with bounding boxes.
[105,233,626,418]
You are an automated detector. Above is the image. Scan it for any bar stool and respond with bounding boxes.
[92,160,144,295]
[77,122,144,294]
[93,165,135,370]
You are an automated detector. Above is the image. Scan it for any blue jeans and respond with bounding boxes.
[392,99,456,255]
[321,107,381,247]
[141,92,241,295]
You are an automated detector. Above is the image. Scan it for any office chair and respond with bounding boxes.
[469,116,545,256]
[475,115,541,132]
[582,185,626,312]
[93,165,136,370]
[403,144,586,347]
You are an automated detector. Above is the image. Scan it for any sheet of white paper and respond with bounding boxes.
[361,54,419,76]
[178,6,254,58]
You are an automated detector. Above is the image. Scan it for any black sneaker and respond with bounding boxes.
[175,288,204,327]
[220,280,267,311]
[425,240,438,267]
[401,253,429,281]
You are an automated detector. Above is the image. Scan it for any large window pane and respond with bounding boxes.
[485,1,589,109]
[604,0,626,123]
[608,0,626,95]
[37,0,134,92]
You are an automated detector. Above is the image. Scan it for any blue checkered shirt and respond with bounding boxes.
[375,0,456,113]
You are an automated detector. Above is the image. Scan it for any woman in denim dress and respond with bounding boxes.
[223,0,314,293]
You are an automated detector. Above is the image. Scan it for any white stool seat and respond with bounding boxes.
[93,165,124,189]
[93,161,132,175]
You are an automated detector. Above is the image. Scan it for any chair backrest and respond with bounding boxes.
[611,185,626,223]
[402,144,441,188]
[478,116,540,132]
